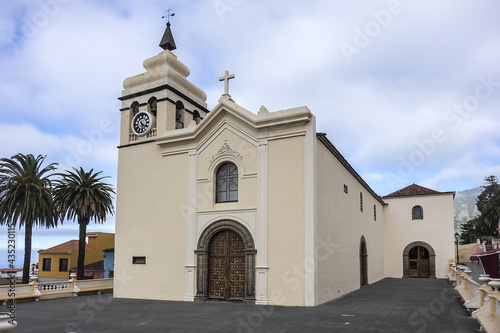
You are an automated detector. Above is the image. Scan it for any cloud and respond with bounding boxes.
[0,123,65,158]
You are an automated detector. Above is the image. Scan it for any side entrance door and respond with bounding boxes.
[409,246,430,278]
[208,230,245,300]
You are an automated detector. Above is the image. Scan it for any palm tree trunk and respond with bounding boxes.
[22,223,32,285]
[77,220,88,280]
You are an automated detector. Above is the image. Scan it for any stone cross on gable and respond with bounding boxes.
[219,70,235,95]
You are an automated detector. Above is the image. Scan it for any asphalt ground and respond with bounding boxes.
[11,278,480,332]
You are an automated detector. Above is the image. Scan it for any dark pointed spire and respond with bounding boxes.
[159,21,176,51]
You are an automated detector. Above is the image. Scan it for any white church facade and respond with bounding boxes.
[114,24,455,307]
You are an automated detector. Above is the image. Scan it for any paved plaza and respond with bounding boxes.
[12,278,480,332]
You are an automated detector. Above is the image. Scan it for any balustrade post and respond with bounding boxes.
[455,271,462,288]
[32,281,41,299]
[458,267,471,290]
[68,278,78,297]
[479,287,488,307]
[477,275,491,307]
[483,280,500,316]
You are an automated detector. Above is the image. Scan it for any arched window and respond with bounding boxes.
[148,97,158,117]
[412,205,423,220]
[193,110,201,124]
[216,162,238,203]
[175,101,185,129]
[360,192,363,212]
[130,101,140,115]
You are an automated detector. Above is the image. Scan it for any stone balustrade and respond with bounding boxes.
[147,128,157,138]
[0,278,113,304]
[449,264,500,333]
[130,128,157,142]
[37,281,70,292]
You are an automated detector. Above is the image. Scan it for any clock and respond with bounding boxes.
[131,111,152,136]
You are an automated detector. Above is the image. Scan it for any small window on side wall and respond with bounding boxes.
[344,185,348,194]
[133,256,146,264]
[360,192,363,212]
[412,205,423,220]
[374,205,377,221]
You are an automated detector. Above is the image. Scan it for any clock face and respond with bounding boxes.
[131,111,152,136]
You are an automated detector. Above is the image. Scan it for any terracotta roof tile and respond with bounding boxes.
[38,240,92,254]
[70,260,104,271]
[383,183,454,198]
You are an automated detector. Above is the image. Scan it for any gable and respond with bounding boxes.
[196,124,257,181]
[155,99,311,149]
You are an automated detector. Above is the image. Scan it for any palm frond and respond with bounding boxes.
[54,167,115,224]
[0,153,58,228]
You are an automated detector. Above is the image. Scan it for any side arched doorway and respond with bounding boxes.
[360,236,368,287]
[195,220,256,302]
[402,241,436,278]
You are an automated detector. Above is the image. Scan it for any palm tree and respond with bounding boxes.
[0,154,58,284]
[53,168,114,280]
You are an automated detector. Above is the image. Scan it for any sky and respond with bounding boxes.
[0,0,499,268]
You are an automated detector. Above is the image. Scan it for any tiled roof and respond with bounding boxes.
[38,240,92,254]
[70,260,104,271]
[383,184,454,198]
[0,268,22,272]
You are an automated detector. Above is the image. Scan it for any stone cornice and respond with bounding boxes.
[155,100,312,147]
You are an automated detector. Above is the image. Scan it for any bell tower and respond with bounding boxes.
[118,19,208,146]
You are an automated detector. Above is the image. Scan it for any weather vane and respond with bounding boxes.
[162,8,175,23]
[159,7,177,51]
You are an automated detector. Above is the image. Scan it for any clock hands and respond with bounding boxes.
[132,111,152,136]
[136,117,149,131]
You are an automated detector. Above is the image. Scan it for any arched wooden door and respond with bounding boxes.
[360,238,368,287]
[408,246,430,278]
[208,230,245,301]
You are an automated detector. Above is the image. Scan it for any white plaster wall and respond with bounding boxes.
[383,194,455,278]
[267,135,306,306]
[114,144,188,301]
[315,141,385,305]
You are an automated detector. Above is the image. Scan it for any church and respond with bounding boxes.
[114,22,455,306]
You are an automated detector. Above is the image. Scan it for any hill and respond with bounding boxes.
[454,186,481,233]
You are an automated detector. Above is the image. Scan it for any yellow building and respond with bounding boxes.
[38,232,114,282]
[84,232,115,264]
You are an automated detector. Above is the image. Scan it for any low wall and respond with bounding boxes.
[0,278,113,304]
[458,244,479,263]
[450,265,500,333]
